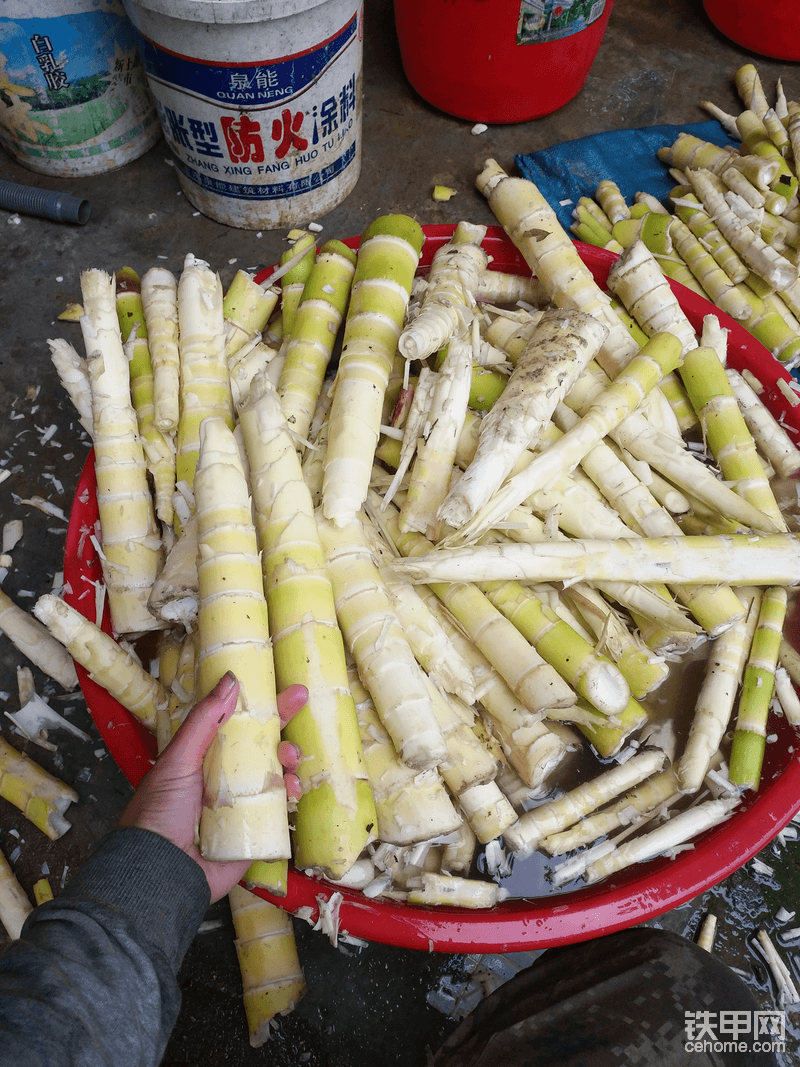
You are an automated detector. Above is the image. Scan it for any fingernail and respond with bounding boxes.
[217,671,237,698]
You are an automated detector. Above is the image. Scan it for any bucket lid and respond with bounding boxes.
[125,0,332,22]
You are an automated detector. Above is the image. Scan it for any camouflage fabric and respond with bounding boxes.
[432,927,781,1066]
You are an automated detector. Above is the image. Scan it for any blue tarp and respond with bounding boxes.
[514,120,740,231]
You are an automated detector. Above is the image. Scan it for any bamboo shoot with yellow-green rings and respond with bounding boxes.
[318,510,448,772]
[238,371,376,879]
[357,510,571,787]
[440,331,684,547]
[584,797,739,885]
[0,588,78,691]
[322,214,424,526]
[379,504,577,715]
[677,589,762,793]
[666,217,753,321]
[47,338,94,439]
[222,270,279,368]
[687,168,798,290]
[680,346,788,529]
[382,560,572,789]
[364,522,476,703]
[607,241,699,353]
[729,585,788,790]
[399,338,473,539]
[542,767,681,856]
[194,416,289,863]
[277,239,358,443]
[669,188,750,284]
[505,511,698,646]
[725,367,800,478]
[423,677,518,842]
[279,230,316,343]
[481,579,630,719]
[115,267,176,527]
[0,732,79,841]
[603,404,784,536]
[175,255,234,496]
[407,872,503,909]
[228,884,305,1047]
[141,265,181,435]
[656,132,738,176]
[348,664,462,845]
[736,109,798,203]
[79,268,163,634]
[551,579,671,697]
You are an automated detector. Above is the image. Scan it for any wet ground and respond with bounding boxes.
[1,0,799,1063]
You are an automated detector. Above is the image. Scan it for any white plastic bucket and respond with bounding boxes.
[122,0,363,229]
[0,0,160,178]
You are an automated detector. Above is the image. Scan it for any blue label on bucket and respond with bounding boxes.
[132,15,358,110]
[517,0,607,43]
[178,141,357,200]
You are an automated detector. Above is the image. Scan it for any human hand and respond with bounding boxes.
[119,671,308,903]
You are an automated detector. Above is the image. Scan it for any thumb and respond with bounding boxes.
[162,671,239,772]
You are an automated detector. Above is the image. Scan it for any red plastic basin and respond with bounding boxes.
[64,226,800,953]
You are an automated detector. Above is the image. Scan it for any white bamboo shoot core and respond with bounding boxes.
[0,589,78,691]
[392,534,800,587]
[584,797,739,883]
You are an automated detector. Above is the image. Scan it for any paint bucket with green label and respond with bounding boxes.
[122,0,363,230]
[0,0,160,177]
[394,0,614,124]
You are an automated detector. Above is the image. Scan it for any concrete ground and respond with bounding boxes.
[1,0,799,1062]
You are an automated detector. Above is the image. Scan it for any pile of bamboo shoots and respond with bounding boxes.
[28,129,800,1037]
[570,62,800,377]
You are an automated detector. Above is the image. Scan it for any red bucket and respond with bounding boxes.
[393,0,615,124]
[702,0,800,61]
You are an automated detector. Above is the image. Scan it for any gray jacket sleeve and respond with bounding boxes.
[0,827,211,1067]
